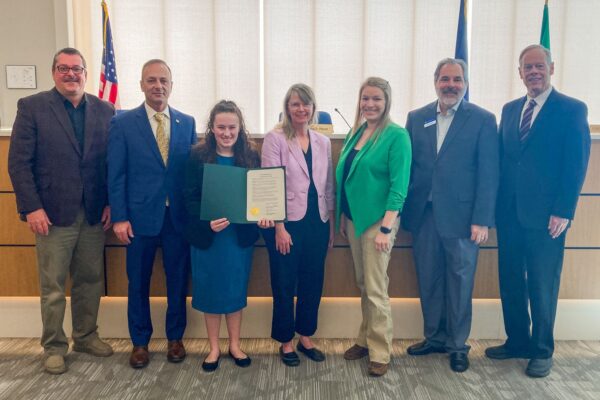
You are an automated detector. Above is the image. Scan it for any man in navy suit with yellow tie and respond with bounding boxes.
[486,45,590,378]
[108,59,196,369]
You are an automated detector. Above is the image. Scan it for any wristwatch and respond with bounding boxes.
[379,226,392,234]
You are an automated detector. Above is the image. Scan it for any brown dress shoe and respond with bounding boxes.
[167,340,186,363]
[344,344,369,360]
[129,346,149,369]
[368,361,389,377]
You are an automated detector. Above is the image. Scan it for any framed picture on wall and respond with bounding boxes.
[6,65,37,89]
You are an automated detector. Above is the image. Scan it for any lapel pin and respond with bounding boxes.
[176,119,180,124]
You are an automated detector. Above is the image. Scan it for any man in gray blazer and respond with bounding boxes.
[401,58,499,372]
[8,48,115,374]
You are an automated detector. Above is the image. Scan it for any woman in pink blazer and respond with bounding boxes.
[261,83,335,366]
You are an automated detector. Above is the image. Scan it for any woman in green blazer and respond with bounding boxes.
[336,77,411,377]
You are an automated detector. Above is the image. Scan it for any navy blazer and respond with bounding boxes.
[497,89,590,228]
[183,148,260,250]
[8,89,115,226]
[401,100,499,238]
[107,103,197,236]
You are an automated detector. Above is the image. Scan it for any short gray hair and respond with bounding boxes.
[141,59,172,79]
[434,58,468,83]
[519,44,552,66]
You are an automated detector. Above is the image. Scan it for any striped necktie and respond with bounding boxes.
[519,99,537,141]
[154,112,169,164]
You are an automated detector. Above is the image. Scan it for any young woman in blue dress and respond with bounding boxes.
[184,100,273,372]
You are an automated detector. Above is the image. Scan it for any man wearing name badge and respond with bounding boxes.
[486,44,590,378]
[8,47,115,374]
[107,59,197,369]
[401,58,499,373]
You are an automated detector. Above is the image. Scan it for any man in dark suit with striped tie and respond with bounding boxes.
[486,44,590,378]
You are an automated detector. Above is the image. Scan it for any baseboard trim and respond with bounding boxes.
[1,297,599,340]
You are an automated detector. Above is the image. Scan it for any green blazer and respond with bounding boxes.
[336,122,412,236]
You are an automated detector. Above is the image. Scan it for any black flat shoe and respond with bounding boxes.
[279,346,300,367]
[229,350,252,367]
[450,353,469,373]
[201,355,220,372]
[297,342,325,362]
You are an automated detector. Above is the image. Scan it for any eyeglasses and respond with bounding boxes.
[55,65,86,74]
[288,102,313,110]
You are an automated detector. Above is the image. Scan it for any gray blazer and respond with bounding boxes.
[401,100,499,238]
[8,88,115,226]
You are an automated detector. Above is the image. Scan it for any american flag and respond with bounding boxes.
[99,1,120,107]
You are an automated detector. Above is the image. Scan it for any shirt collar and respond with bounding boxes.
[436,98,461,116]
[527,86,553,108]
[55,88,87,109]
[145,102,170,121]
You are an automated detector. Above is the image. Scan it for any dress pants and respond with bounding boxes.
[127,207,189,346]
[497,200,565,359]
[35,208,105,355]
[346,218,399,364]
[265,214,329,343]
[411,205,478,354]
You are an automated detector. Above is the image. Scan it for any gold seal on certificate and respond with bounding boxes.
[200,164,287,223]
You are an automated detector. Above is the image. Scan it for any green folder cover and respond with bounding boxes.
[200,163,286,224]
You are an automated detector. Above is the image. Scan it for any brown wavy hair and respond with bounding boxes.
[193,100,259,168]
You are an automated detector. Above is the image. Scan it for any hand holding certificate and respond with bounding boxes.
[200,163,287,224]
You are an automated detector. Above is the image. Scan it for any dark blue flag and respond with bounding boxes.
[455,0,469,100]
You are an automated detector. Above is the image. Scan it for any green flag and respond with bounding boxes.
[540,0,550,50]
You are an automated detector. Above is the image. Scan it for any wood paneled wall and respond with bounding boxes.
[2,135,600,298]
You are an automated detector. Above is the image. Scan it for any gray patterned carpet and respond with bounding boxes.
[0,339,599,400]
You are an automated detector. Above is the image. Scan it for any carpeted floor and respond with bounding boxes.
[0,339,599,400]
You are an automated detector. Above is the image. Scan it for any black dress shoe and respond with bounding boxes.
[485,344,529,360]
[229,350,252,367]
[297,342,325,362]
[526,358,552,378]
[279,346,300,367]
[201,356,220,372]
[450,353,469,373]
[407,340,446,356]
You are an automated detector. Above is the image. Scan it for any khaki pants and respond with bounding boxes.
[35,208,105,355]
[346,218,399,363]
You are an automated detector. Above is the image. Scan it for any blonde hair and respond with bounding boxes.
[278,83,317,139]
[350,77,392,140]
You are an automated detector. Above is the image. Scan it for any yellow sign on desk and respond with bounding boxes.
[310,123,334,136]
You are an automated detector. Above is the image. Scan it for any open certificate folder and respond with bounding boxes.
[200,163,287,223]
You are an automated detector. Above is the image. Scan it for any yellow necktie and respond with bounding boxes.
[154,112,169,165]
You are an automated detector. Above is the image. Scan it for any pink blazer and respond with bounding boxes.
[261,128,335,222]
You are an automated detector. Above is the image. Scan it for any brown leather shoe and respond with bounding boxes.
[344,344,369,360]
[167,340,186,363]
[368,361,389,377]
[129,346,149,369]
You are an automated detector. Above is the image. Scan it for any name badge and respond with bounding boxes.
[424,119,436,128]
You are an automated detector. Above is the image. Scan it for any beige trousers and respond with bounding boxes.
[346,218,399,363]
[35,208,105,355]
